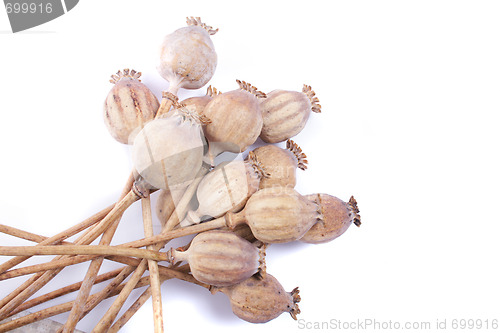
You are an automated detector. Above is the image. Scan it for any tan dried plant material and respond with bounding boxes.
[203,80,265,161]
[158,17,218,91]
[300,194,361,244]
[186,16,219,35]
[250,139,308,189]
[226,187,322,243]
[212,274,300,323]
[260,84,322,143]
[131,105,206,190]
[181,152,268,226]
[104,69,159,144]
[167,230,266,286]
[180,85,221,121]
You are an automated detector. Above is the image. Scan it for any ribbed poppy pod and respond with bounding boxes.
[103,69,159,144]
[250,139,308,189]
[212,274,300,323]
[203,80,266,162]
[131,106,209,190]
[227,187,322,243]
[260,85,321,143]
[180,152,268,227]
[167,230,266,287]
[300,194,361,244]
[158,17,218,91]
[181,85,220,116]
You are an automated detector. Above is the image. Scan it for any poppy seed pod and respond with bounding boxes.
[212,274,301,323]
[167,230,266,287]
[260,85,321,143]
[300,194,361,244]
[131,106,208,190]
[181,152,268,226]
[227,187,322,243]
[103,69,159,144]
[250,139,308,189]
[158,17,218,91]
[181,85,220,116]
[203,80,265,162]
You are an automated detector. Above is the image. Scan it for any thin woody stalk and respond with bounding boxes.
[0,255,97,281]
[141,192,164,333]
[92,166,208,332]
[0,188,139,322]
[62,173,136,332]
[0,204,113,274]
[0,245,169,261]
[9,268,123,317]
[0,264,202,333]
[122,215,228,249]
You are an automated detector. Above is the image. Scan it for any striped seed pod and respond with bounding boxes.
[250,139,308,189]
[260,85,321,143]
[103,69,159,144]
[203,80,266,162]
[300,194,361,244]
[212,274,300,323]
[181,152,268,226]
[167,230,266,286]
[227,187,322,243]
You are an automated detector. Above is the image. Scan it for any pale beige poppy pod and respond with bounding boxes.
[103,69,159,144]
[212,274,300,323]
[203,80,266,162]
[181,85,220,115]
[167,230,266,287]
[300,194,361,244]
[250,139,308,189]
[227,187,322,243]
[260,85,321,143]
[131,107,207,190]
[180,152,268,227]
[158,17,218,90]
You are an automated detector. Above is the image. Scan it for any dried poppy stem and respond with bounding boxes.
[0,263,198,333]
[0,224,49,243]
[156,91,179,117]
[108,285,155,333]
[0,204,113,274]
[0,186,143,320]
[92,260,149,332]
[141,192,164,333]
[109,265,207,333]
[61,173,136,332]
[0,267,136,333]
[0,255,97,281]
[92,166,209,332]
[10,268,123,317]
[0,204,117,316]
[123,215,228,249]
[0,245,168,261]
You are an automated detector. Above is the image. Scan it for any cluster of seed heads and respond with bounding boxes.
[103,16,362,325]
[0,16,362,332]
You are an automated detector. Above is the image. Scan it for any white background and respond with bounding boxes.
[1,1,500,332]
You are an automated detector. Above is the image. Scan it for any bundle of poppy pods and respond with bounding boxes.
[0,17,361,332]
